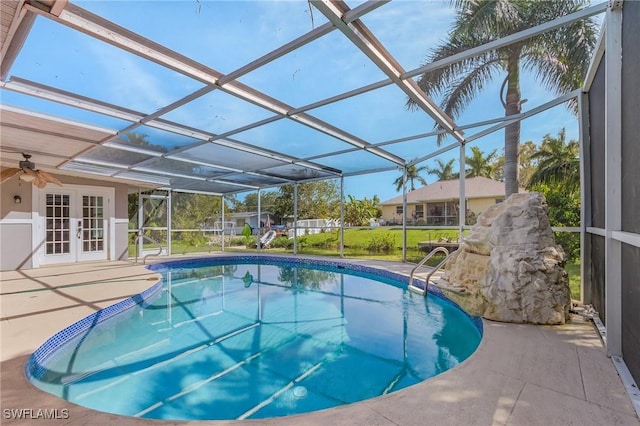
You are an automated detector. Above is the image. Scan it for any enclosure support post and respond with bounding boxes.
[578,92,590,304]
[402,166,407,262]
[167,190,172,256]
[221,195,225,252]
[137,188,143,259]
[459,144,466,240]
[293,184,298,255]
[257,188,262,252]
[604,2,623,357]
[340,176,345,258]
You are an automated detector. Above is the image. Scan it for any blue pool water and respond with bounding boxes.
[26,256,482,421]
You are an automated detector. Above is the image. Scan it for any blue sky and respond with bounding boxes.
[2,0,603,203]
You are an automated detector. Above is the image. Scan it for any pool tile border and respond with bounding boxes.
[25,281,163,381]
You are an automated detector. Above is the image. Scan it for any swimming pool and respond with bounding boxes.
[26,255,482,421]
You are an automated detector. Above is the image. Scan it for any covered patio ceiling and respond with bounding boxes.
[0,0,606,196]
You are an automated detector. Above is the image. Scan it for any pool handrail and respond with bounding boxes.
[134,234,163,264]
[408,246,454,296]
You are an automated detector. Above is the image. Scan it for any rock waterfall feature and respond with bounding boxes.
[437,192,571,325]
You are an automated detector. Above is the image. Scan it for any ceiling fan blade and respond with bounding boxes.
[32,176,47,188]
[24,167,47,188]
[37,170,63,187]
[1,168,21,183]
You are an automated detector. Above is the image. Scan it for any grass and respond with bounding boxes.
[295,228,460,250]
[565,262,581,301]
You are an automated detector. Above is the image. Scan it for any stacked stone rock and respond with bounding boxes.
[440,192,571,325]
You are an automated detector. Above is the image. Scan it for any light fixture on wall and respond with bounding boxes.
[14,195,22,204]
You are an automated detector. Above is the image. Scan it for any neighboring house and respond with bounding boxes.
[380,177,525,225]
[229,212,276,234]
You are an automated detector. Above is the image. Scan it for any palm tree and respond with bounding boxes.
[408,0,596,197]
[393,162,428,192]
[465,146,498,178]
[426,158,458,180]
[527,128,580,193]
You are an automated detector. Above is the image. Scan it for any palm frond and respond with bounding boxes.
[409,38,499,111]
[439,58,502,122]
[527,159,579,193]
[451,0,523,40]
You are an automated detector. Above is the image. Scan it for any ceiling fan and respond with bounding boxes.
[1,153,63,188]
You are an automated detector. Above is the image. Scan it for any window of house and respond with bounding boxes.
[415,205,424,218]
[426,201,460,225]
[396,206,403,214]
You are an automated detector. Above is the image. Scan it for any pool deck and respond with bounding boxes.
[1,254,638,426]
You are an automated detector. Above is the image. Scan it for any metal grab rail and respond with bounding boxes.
[134,234,164,264]
[408,246,452,296]
[424,249,459,289]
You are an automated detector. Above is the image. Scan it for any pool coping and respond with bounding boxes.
[1,255,638,425]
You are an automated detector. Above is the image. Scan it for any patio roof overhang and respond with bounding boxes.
[0,0,607,196]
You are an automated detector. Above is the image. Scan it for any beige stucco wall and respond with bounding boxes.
[1,173,33,220]
[381,196,504,225]
[0,171,130,270]
[59,174,129,220]
[381,203,422,224]
[381,204,400,224]
[467,197,503,217]
[1,174,36,269]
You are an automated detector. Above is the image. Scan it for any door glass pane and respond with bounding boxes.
[82,195,104,253]
[45,194,71,255]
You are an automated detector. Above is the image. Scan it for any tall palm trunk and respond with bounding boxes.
[504,52,522,197]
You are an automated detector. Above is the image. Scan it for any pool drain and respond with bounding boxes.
[292,386,308,399]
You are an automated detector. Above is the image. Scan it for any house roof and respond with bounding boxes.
[380,177,522,205]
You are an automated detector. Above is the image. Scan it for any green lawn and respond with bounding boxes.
[295,227,460,250]
[130,227,460,262]
[565,262,581,301]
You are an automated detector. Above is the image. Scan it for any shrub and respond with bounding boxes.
[174,231,208,247]
[367,233,396,252]
[229,236,247,246]
[270,237,294,249]
[555,231,580,262]
[297,235,309,248]
[465,211,478,225]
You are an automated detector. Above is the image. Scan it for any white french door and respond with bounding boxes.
[36,186,114,265]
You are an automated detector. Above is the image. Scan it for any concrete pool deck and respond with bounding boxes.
[1,255,638,425]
